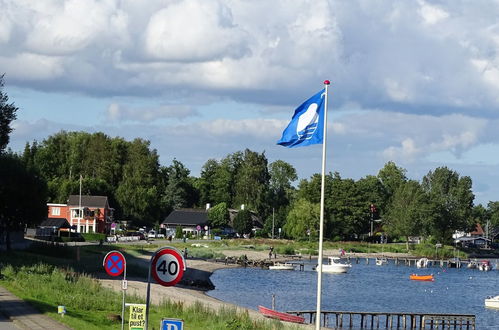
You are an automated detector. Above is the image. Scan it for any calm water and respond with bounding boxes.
[207,259,499,328]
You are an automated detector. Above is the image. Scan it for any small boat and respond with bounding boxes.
[485,295,499,309]
[316,257,352,273]
[376,257,388,266]
[447,258,461,268]
[416,258,430,268]
[258,305,305,323]
[478,260,492,272]
[269,262,295,270]
[410,274,434,281]
[467,259,478,269]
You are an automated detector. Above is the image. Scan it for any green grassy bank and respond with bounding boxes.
[0,249,294,330]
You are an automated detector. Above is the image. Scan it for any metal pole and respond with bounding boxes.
[316,80,330,330]
[145,251,155,330]
[121,261,126,330]
[272,208,275,239]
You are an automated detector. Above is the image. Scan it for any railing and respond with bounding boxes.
[285,310,476,329]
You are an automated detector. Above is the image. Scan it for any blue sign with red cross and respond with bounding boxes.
[103,251,126,277]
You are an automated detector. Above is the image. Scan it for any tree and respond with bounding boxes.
[208,202,230,228]
[115,138,160,224]
[284,199,320,240]
[377,161,407,205]
[0,153,47,250]
[268,160,297,207]
[160,159,197,215]
[0,75,18,154]
[233,149,270,217]
[421,167,474,243]
[233,209,253,235]
[384,180,428,249]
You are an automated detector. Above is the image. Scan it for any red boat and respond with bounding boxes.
[410,274,434,281]
[258,305,305,324]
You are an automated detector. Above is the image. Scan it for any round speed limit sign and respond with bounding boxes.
[151,248,186,287]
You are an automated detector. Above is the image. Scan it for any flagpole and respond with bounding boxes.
[315,80,330,329]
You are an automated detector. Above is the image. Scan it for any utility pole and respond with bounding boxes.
[272,208,275,239]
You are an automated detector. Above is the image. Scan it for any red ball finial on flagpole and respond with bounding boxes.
[324,80,330,85]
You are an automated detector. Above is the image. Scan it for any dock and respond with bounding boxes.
[285,310,476,329]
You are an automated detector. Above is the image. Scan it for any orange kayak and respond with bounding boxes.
[410,274,434,281]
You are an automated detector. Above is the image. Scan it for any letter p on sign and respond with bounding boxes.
[161,319,183,330]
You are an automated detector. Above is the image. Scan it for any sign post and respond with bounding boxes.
[103,251,127,330]
[145,247,186,330]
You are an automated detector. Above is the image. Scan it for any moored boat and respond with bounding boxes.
[478,260,492,272]
[258,305,305,323]
[269,262,295,270]
[410,274,434,281]
[485,295,499,309]
[416,258,430,268]
[376,257,388,266]
[317,257,352,273]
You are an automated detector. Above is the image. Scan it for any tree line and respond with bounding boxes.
[2,75,499,247]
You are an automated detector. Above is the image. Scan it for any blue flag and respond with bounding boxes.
[277,88,325,148]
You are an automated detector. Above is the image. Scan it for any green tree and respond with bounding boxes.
[0,153,48,250]
[284,199,320,240]
[421,167,474,243]
[377,161,407,205]
[207,202,230,228]
[384,180,428,249]
[233,209,253,235]
[115,139,160,225]
[160,159,198,215]
[0,75,18,154]
[233,149,270,217]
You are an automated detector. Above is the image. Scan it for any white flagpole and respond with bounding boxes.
[315,80,330,329]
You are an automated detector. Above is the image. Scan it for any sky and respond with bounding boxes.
[3,0,499,206]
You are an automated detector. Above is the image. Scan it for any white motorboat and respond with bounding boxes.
[317,257,352,273]
[485,295,499,309]
[376,257,388,266]
[478,260,492,271]
[416,258,430,268]
[269,262,295,270]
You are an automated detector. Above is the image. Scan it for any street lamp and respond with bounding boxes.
[370,204,377,238]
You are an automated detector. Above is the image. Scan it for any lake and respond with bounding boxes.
[207,258,499,328]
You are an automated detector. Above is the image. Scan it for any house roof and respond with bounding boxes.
[67,195,109,208]
[39,218,70,228]
[470,223,485,236]
[162,209,209,226]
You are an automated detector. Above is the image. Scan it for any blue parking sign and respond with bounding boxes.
[161,319,183,330]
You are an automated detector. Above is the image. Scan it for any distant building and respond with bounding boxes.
[47,195,114,234]
[162,208,209,236]
[161,204,263,238]
[36,217,71,239]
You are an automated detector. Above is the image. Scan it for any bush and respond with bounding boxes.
[81,233,106,242]
[276,245,295,255]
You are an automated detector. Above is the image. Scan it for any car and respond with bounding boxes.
[126,232,145,240]
[147,230,156,238]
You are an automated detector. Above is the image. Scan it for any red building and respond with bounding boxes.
[47,195,114,234]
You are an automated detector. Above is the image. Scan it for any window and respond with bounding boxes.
[51,207,60,216]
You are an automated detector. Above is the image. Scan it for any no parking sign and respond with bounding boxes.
[103,251,126,277]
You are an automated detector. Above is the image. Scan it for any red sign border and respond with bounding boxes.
[151,248,185,287]
[104,251,125,277]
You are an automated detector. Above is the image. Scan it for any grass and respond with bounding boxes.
[0,251,297,330]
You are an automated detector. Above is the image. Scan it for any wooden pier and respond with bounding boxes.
[285,310,476,329]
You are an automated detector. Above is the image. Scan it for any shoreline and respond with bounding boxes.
[98,250,415,327]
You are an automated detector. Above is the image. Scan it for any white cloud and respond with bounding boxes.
[143,0,250,62]
[419,1,449,26]
[106,103,199,122]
